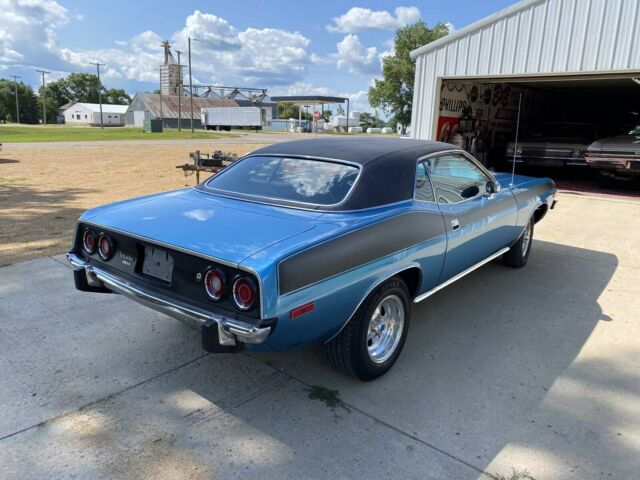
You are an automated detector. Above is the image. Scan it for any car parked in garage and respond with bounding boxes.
[585,123,640,186]
[67,138,556,380]
[506,122,598,168]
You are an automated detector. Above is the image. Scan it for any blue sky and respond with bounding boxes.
[0,0,515,111]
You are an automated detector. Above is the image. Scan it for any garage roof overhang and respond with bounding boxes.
[270,95,348,105]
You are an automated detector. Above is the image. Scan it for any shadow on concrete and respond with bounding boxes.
[243,239,626,478]
[0,158,20,164]
[2,239,630,479]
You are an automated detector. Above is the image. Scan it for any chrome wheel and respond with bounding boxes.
[366,294,405,364]
[521,222,532,258]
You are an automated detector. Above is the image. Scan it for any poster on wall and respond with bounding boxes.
[437,82,489,143]
[437,82,533,144]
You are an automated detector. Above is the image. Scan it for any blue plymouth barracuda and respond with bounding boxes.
[68,137,556,380]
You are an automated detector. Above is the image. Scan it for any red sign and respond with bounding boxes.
[313,111,319,120]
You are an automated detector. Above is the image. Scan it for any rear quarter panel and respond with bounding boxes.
[241,204,447,351]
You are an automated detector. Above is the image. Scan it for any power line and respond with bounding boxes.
[35,69,50,126]
[9,75,21,124]
[89,62,105,129]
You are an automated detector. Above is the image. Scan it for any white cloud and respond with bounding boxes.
[334,34,379,76]
[60,30,164,82]
[0,0,70,69]
[172,10,240,51]
[280,82,335,96]
[327,6,421,33]
[445,22,455,33]
[0,3,386,100]
[8,4,317,88]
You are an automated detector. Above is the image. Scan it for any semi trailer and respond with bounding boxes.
[201,106,272,131]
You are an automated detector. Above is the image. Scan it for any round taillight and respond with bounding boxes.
[232,276,257,311]
[82,229,97,255]
[203,268,225,301]
[97,234,115,261]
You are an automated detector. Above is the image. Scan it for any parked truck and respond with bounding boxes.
[201,106,272,131]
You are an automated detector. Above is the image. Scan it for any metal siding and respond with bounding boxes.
[411,0,640,139]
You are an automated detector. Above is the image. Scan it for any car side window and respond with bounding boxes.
[428,154,491,204]
[414,160,435,202]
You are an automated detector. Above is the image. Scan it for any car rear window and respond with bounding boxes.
[204,155,360,206]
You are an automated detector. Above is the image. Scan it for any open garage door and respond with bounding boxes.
[436,73,640,167]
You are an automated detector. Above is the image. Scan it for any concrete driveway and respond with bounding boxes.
[0,193,638,480]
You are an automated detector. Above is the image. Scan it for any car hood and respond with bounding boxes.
[588,135,640,152]
[80,188,327,266]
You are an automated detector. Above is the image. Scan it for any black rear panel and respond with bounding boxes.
[73,223,261,320]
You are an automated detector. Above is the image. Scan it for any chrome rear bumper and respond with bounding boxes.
[66,253,271,345]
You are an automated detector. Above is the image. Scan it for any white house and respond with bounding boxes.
[62,103,128,126]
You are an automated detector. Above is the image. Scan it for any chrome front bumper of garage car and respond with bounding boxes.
[66,253,272,348]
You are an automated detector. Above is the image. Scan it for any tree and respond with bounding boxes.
[359,112,384,129]
[0,78,40,124]
[278,103,311,120]
[368,21,449,133]
[385,115,399,132]
[103,88,131,105]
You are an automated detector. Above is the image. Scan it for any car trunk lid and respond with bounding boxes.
[83,189,321,265]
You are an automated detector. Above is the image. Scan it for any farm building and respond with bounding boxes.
[125,93,238,129]
[61,102,128,126]
[410,0,640,166]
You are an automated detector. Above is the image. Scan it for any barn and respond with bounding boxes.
[125,93,238,129]
[409,0,640,167]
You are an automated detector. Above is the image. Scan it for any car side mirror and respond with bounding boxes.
[486,180,501,194]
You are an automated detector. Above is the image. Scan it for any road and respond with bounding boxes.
[0,193,638,479]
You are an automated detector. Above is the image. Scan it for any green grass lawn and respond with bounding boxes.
[0,124,236,143]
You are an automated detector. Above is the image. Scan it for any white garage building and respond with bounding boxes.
[63,103,128,126]
[410,0,640,164]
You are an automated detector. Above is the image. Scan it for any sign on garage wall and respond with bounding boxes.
[437,81,532,145]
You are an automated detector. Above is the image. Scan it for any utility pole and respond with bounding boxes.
[176,50,182,132]
[89,62,105,129]
[188,37,194,132]
[36,69,50,126]
[9,75,21,124]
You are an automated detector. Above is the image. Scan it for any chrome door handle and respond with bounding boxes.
[451,218,460,231]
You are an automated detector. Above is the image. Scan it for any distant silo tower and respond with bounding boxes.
[160,41,183,96]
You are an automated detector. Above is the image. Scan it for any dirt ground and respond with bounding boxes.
[0,143,265,267]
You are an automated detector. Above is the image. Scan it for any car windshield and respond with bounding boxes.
[204,155,360,206]
[527,123,595,142]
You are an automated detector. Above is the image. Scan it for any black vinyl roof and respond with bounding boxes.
[236,137,460,211]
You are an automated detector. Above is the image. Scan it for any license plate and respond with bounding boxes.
[142,246,174,282]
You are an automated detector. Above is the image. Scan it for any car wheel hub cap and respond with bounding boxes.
[521,223,532,258]
[366,294,404,364]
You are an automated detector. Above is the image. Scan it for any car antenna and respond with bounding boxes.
[510,92,523,187]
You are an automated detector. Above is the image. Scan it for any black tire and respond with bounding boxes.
[325,278,411,381]
[597,173,615,189]
[502,217,534,268]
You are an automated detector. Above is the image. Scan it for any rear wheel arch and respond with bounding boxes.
[323,265,422,344]
[395,267,422,300]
